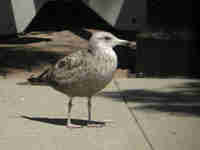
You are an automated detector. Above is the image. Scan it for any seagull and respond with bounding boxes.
[28,31,136,128]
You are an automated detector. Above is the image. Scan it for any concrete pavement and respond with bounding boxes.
[114,78,200,150]
[0,77,150,150]
[0,77,200,150]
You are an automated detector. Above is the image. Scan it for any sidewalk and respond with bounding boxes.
[0,77,200,150]
[0,77,150,150]
[114,78,200,150]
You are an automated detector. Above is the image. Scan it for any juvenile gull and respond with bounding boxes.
[28,32,136,128]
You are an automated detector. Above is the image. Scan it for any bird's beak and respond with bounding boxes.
[117,39,137,49]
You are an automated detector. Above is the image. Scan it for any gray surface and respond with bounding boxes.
[115,78,200,150]
[0,78,150,150]
[1,77,199,150]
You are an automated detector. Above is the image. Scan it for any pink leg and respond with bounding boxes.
[66,123,82,128]
[87,97,113,128]
[66,97,82,128]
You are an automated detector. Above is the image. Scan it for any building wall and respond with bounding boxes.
[83,0,147,30]
[83,0,124,26]
[0,0,48,35]
[0,0,17,35]
[1,0,146,35]
[115,0,146,30]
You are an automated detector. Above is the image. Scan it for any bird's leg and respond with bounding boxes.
[67,97,73,125]
[88,96,92,121]
[87,96,104,128]
[66,97,82,128]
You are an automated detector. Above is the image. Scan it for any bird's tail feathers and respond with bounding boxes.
[28,68,50,85]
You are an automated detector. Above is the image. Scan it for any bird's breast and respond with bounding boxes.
[94,50,117,78]
[53,49,118,97]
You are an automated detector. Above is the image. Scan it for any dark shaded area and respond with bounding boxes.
[0,0,17,37]
[144,1,199,78]
[135,34,199,78]
[99,81,200,117]
[33,0,47,11]
[0,68,9,77]
[0,37,51,44]
[143,1,198,77]
[0,46,64,73]
[134,105,200,117]
[114,46,136,70]
[147,0,195,30]
[21,115,105,126]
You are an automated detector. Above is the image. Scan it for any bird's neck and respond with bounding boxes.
[90,41,110,49]
[89,43,114,55]
[89,43,118,74]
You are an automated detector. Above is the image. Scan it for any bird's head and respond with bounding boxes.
[89,32,136,49]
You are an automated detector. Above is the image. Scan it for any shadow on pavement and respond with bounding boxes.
[99,81,200,117]
[0,46,65,74]
[0,37,51,44]
[21,115,105,126]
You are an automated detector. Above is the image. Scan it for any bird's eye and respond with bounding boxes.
[104,36,112,40]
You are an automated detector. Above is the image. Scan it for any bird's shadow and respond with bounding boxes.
[21,115,105,126]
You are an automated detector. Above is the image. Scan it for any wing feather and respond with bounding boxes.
[50,50,93,85]
[28,49,92,86]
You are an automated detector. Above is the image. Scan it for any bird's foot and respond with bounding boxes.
[87,123,105,128]
[66,123,82,128]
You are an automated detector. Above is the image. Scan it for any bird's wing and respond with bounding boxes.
[51,50,92,84]
[28,49,94,86]
[28,67,53,85]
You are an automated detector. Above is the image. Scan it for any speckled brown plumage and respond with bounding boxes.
[28,32,135,128]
